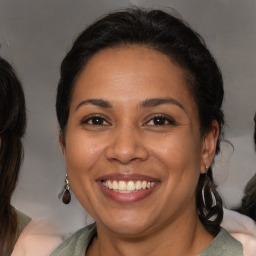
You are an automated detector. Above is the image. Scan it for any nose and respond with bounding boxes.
[105,127,149,164]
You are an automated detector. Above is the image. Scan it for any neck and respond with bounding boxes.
[87,210,214,256]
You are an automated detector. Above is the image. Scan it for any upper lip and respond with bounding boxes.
[96,173,159,182]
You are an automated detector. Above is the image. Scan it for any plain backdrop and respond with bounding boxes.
[0,0,255,235]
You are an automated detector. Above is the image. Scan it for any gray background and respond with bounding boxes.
[0,0,255,234]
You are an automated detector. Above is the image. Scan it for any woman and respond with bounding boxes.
[238,173,256,221]
[221,113,256,256]
[0,57,31,255]
[51,8,243,255]
[0,57,63,256]
[236,113,256,220]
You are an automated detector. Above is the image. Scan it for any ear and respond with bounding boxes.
[200,120,219,174]
[59,132,65,155]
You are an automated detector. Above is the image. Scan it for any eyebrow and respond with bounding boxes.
[141,98,185,110]
[75,97,185,112]
[76,99,112,110]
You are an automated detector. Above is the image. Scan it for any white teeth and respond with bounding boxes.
[119,181,126,191]
[135,180,142,190]
[127,181,135,191]
[142,181,147,189]
[112,180,118,190]
[103,180,156,192]
[107,180,113,189]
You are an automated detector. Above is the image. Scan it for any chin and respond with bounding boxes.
[98,212,156,237]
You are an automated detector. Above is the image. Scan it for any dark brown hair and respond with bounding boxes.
[56,8,224,235]
[0,57,26,255]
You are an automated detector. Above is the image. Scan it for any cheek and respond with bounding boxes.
[150,129,202,194]
[150,129,202,171]
[64,132,104,185]
[63,134,105,212]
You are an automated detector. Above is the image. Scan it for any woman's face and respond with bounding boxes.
[61,46,218,236]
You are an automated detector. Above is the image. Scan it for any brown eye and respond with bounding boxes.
[89,117,105,125]
[146,115,176,126]
[81,116,110,126]
[152,117,167,125]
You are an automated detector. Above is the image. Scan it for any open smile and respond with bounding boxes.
[102,180,156,193]
[97,174,159,203]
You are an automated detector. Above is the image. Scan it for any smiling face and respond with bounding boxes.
[61,46,218,237]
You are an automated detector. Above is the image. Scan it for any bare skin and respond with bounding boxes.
[60,45,219,256]
[86,215,213,256]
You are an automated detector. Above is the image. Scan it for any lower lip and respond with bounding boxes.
[97,181,158,203]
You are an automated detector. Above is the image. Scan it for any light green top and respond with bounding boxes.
[3,209,31,254]
[50,224,243,256]
[15,209,31,239]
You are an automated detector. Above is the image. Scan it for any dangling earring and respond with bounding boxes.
[202,166,212,206]
[205,166,209,175]
[204,166,210,180]
[62,174,71,204]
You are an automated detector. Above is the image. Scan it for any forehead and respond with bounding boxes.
[71,46,197,111]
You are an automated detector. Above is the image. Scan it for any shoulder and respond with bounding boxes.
[50,223,96,256]
[231,233,256,256]
[11,218,64,256]
[222,208,256,256]
[222,208,256,236]
[199,228,243,256]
